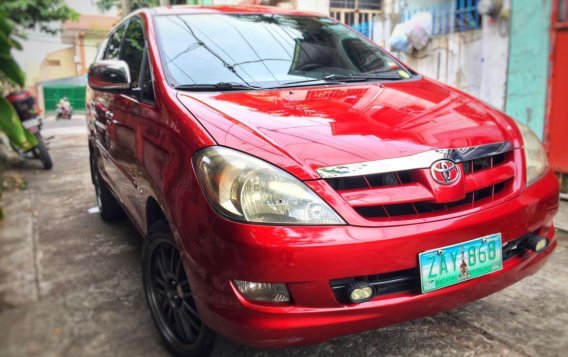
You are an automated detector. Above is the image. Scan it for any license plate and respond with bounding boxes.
[22,118,40,129]
[419,233,503,293]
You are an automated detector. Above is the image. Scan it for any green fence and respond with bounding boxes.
[43,85,86,113]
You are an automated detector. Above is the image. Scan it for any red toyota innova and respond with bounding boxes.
[86,5,559,356]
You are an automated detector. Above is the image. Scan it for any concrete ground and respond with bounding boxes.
[1,118,567,357]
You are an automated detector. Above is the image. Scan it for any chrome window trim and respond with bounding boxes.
[316,141,514,179]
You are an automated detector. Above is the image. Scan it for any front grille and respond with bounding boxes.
[326,170,413,190]
[330,232,538,304]
[326,151,516,221]
[355,181,509,218]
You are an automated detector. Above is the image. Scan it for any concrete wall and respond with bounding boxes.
[39,48,78,82]
[478,15,510,110]
[373,3,511,111]
[505,0,552,138]
[404,30,484,99]
[295,0,330,15]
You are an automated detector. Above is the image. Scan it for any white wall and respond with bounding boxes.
[372,15,510,110]
[479,16,510,110]
[405,30,484,100]
[294,0,330,15]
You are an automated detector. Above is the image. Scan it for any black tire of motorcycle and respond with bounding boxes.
[35,133,53,170]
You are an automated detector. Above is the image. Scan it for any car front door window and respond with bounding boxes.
[104,25,125,60]
[120,19,145,89]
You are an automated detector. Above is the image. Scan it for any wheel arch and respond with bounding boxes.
[146,196,168,233]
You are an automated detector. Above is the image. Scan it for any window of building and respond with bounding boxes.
[401,0,482,36]
[330,1,382,38]
[454,0,481,33]
[46,59,61,66]
[330,0,381,10]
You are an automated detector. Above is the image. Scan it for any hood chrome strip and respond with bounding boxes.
[316,141,514,179]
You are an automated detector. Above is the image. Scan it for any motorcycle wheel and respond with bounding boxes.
[34,133,53,170]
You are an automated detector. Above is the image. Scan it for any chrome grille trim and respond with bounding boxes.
[316,141,514,178]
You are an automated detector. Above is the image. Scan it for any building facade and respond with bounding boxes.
[358,0,565,177]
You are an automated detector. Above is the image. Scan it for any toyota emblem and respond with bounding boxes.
[431,159,460,185]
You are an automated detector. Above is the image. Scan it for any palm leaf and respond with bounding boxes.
[0,56,25,87]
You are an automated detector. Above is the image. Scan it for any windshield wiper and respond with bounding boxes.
[325,73,409,81]
[271,73,407,89]
[174,82,261,91]
[275,74,370,88]
[321,74,380,82]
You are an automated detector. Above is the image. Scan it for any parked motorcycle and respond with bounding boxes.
[0,91,53,170]
[55,97,73,120]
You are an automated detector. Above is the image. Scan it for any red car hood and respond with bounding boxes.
[177,78,519,180]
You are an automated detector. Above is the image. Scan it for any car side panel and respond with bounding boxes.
[107,93,146,228]
[126,12,217,237]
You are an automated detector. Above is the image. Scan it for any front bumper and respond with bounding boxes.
[182,169,559,348]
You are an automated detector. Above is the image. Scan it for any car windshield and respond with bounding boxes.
[154,13,413,90]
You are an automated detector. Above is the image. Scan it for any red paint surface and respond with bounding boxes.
[547,1,568,173]
[87,7,560,348]
[177,80,521,181]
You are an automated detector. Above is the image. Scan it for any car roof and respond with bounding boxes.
[149,5,324,17]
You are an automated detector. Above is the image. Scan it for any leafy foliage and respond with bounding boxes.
[0,0,79,35]
[0,1,79,89]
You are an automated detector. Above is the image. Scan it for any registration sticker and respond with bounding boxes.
[419,233,503,293]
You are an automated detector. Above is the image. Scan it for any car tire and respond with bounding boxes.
[90,153,124,222]
[142,221,216,357]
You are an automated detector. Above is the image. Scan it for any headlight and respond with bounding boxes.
[514,121,548,185]
[193,146,345,225]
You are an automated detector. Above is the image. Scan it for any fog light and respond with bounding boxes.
[233,280,290,303]
[525,235,548,253]
[347,282,374,303]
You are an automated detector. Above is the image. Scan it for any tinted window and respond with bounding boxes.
[155,14,410,89]
[104,26,125,59]
[120,19,145,88]
[141,51,155,102]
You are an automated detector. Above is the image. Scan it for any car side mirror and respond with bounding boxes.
[88,60,131,92]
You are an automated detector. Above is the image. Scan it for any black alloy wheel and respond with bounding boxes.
[142,221,215,356]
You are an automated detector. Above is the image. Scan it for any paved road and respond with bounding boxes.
[1,126,567,357]
[41,116,87,136]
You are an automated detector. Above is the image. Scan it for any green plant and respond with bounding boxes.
[0,1,78,220]
[0,1,79,90]
[0,13,25,88]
